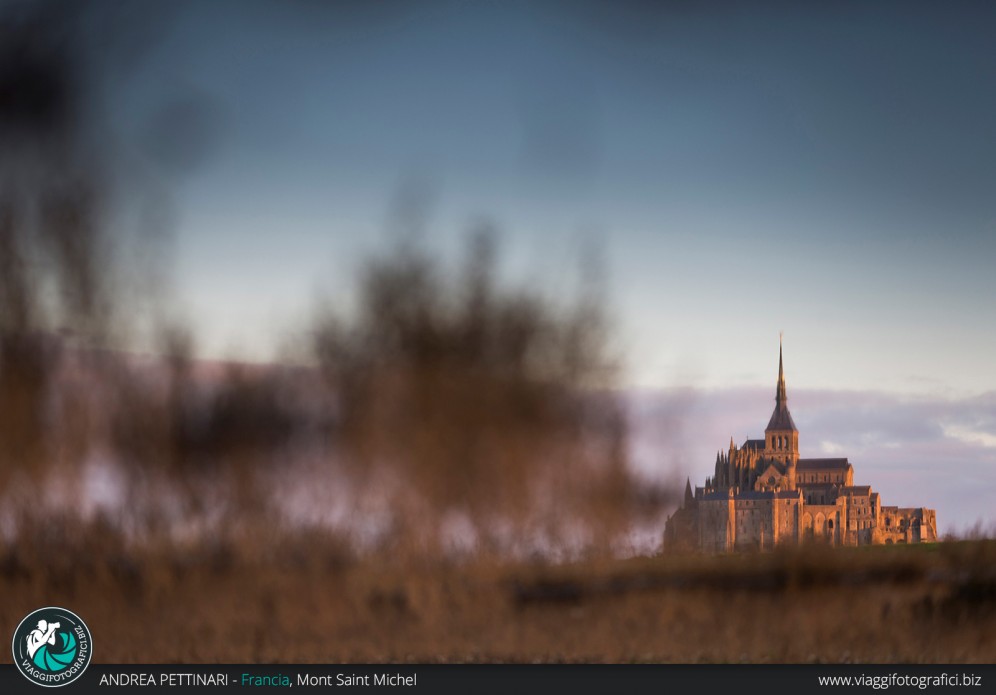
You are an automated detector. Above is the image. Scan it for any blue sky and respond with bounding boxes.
[105,1,996,395]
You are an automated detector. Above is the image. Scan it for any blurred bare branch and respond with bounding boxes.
[313,231,633,556]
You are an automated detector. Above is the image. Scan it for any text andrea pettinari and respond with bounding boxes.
[298,673,417,687]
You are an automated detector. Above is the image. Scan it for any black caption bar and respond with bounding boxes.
[0,664,992,695]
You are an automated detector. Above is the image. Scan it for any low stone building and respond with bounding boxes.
[664,342,937,551]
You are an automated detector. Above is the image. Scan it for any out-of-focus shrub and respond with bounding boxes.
[314,233,633,556]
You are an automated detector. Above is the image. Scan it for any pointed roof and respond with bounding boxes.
[766,336,797,432]
[776,336,787,404]
[797,458,850,470]
[742,438,765,451]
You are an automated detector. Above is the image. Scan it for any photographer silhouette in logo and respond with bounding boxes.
[26,620,60,659]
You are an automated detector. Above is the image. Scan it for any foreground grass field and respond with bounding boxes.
[2,533,994,663]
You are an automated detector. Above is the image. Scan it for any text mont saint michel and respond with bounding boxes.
[247,672,418,687]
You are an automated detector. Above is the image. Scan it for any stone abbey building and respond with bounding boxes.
[664,343,937,551]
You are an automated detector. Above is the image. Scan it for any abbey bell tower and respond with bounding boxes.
[764,336,799,477]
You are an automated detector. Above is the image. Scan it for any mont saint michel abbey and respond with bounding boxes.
[664,343,937,551]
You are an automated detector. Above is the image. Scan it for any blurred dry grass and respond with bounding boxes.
[308,232,637,555]
[1,525,994,663]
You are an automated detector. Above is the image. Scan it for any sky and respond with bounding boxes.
[94,0,996,397]
[52,1,994,531]
[1,0,992,535]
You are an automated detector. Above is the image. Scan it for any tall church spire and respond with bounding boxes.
[766,334,797,433]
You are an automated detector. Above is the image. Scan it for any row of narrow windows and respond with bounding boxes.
[770,434,793,450]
